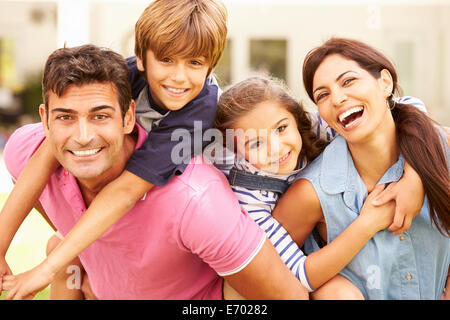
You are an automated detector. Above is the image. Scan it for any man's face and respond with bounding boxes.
[40,82,135,182]
[137,49,210,111]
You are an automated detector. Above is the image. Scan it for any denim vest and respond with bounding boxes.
[300,135,450,300]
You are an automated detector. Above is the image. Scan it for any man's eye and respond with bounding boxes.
[160,57,172,63]
[94,114,109,120]
[56,115,72,121]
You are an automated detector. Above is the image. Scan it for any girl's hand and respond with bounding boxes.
[0,255,13,292]
[2,261,55,300]
[359,184,396,235]
[371,162,424,235]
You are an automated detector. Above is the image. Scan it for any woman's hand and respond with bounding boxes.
[359,184,396,235]
[2,261,55,300]
[371,161,424,235]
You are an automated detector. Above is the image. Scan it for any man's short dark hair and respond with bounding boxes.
[42,44,132,118]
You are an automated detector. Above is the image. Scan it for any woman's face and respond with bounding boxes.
[311,54,393,144]
[233,99,303,175]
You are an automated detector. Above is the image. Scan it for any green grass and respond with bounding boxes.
[0,193,54,300]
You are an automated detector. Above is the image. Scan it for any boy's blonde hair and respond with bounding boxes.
[135,0,228,76]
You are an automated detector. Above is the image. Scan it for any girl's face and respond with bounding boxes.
[312,54,393,144]
[233,99,302,175]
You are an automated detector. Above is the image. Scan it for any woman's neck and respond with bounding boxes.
[348,118,399,192]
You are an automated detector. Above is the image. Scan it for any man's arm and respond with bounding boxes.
[224,238,309,299]
[180,177,309,300]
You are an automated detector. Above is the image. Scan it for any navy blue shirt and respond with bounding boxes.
[125,56,219,186]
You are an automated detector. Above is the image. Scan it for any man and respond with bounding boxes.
[2,45,308,299]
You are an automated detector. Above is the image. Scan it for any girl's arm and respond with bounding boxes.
[2,170,153,300]
[274,179,395,290]
[0,139,57,290]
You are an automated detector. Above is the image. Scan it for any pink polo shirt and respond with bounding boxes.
[4,123,265,299]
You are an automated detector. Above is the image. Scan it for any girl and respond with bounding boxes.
[214,75,426,299]
[273,38,449,299]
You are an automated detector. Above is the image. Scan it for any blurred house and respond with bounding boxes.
[0,0,449,124]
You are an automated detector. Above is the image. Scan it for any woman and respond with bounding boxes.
[273,37,449,299]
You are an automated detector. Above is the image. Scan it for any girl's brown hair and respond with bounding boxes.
[215,76,327,162]
[302,37,450,236]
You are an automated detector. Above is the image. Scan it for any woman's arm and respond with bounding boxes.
[272,178,324,248]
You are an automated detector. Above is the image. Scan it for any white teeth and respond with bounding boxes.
[165,86,186,94]
[276,152,290,164]
[71,148,101,156]
[339,106,363,123]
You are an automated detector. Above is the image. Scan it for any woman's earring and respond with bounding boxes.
[387,94,396,110]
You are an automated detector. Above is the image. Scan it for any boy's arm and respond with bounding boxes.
[0,139,57,255]
[2,170,152,300]
[0,139,57,292]
[373,126,449,235]
[371,161,424,235]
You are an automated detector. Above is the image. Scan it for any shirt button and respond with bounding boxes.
[400,235,405,241]
[406,273,413,280]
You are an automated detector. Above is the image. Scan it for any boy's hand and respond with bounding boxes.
[371,162,424,235]
[359,184,396,234]
[0,255,13,292]
[2,262,55,300]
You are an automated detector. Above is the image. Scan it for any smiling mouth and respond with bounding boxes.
[70,148,102,157]
[272,151,291,166]
[338,106,364,128]
[163,85,189,95]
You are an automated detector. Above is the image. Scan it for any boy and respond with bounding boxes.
[0,0,228,299]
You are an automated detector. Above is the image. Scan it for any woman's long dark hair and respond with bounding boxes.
[302,37,449,236]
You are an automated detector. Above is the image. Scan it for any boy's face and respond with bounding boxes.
[137,49,210,111]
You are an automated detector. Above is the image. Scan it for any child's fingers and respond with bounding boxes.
[1,275,17,292]
[392,215,413,236]
[368,184,384,199]
[372,182,396,206]
[388,209,405,233]
[4,286,17,300]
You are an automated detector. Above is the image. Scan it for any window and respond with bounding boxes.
[214,39,232,87]
[250,39,287,81]
[393,41,415,95]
